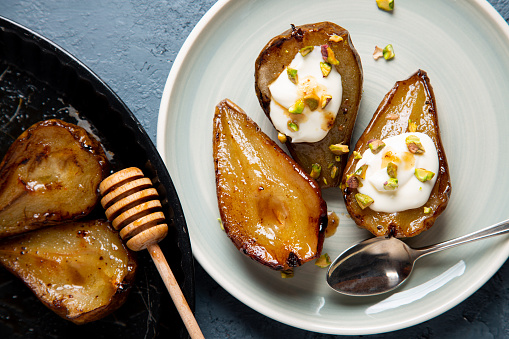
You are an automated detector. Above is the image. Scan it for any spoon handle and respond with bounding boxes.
[416,218,509,257]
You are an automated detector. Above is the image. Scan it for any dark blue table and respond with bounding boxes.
[1,1,508,338]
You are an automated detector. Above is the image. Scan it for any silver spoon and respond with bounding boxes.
[326,219,509,296]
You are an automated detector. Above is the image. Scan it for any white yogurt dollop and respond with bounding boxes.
[268,47,342,143]
[355,132,439,213]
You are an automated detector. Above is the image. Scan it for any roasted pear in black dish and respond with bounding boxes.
[255,22,363,188]
[0,119,109,238]
[341,70,451,238]
[0,220,136,324]
[213,99,327,271]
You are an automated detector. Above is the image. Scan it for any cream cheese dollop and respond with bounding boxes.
[268,46,342,143]
[355,132,439,213]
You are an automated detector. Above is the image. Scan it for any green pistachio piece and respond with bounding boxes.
[353,151,362,160]
[346,174,360,188]
[415,168,435,182]
[310,163,322,179]
[383,177,399,190]
[387,162,398,178]
[288,99,305,114]
[320,62,332,77]
[368,139,385,154]
[299,45,314,56]
[321,94,332,108]
[217,218,224,231]
[288,121,299,132]
[287,68,298,84]
[355,193,374,210]
[406,135,425,154]
[354,164,368,180]
[330,165,338,179]
[383,44,395,60]
[376,0,394,11]
[329,143,349,155]
[303,93,320,111]
[423,206,432,214]
[315,253,332,268]
[321,45,340,65]
[329,34,343,43]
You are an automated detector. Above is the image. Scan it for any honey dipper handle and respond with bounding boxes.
[147,243,205,339]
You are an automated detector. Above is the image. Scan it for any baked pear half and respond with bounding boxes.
[0,220,136,324]
[0,119,109,238]
[342,70,451,238]
[255,22,363,188]
[213,99,327,271]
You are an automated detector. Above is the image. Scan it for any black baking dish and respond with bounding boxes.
[0,16,194,339]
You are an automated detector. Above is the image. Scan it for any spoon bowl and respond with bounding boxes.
[327,219,509,296]
[327,237,416,296]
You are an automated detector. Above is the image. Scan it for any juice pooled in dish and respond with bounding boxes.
[342,70,451,238]
[255,22,363,188]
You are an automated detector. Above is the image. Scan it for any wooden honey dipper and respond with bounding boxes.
[99,167,204,339]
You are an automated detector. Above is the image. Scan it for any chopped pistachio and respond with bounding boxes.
[353,151,362,160]
[387,162,398,178]
[373,45,384,60]
[330,165,338,179]
[329,143,349,155]
[320,61,332,77]
[368,139,385,154]
[321,45,340,65]
[376,0,394,11]
[335,155,341,162]
[321,94,332,108]
[315,253,332,268]
[383,177,399,190]
[277,133,287,143]
[217,218,224,231]
[287,68,298,84]
[354,164,368,180]
[415,168,435,182]
[346,174,360,188]
[323,178,328,185]
[288,121,299,132]
[299,45,314,56]
[288,99,305,114]
[310,163,322,179]
[303,93,320,111]
[423,206,432,214]
[383,44,395,60]
[408,119,417,132]
[405,135,425,154]
[281,269,294,278]
[355,193,374,209]
[329,34,343,43]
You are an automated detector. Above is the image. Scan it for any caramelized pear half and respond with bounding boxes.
[0,119,109,238]
[255,22,363,188]
[0,220,136,324]
[213,99,327,270]
[342,70,451,238]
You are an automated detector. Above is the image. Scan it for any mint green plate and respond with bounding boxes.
[157,0,509,334]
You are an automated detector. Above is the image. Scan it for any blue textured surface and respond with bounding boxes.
[1,1,508,338]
